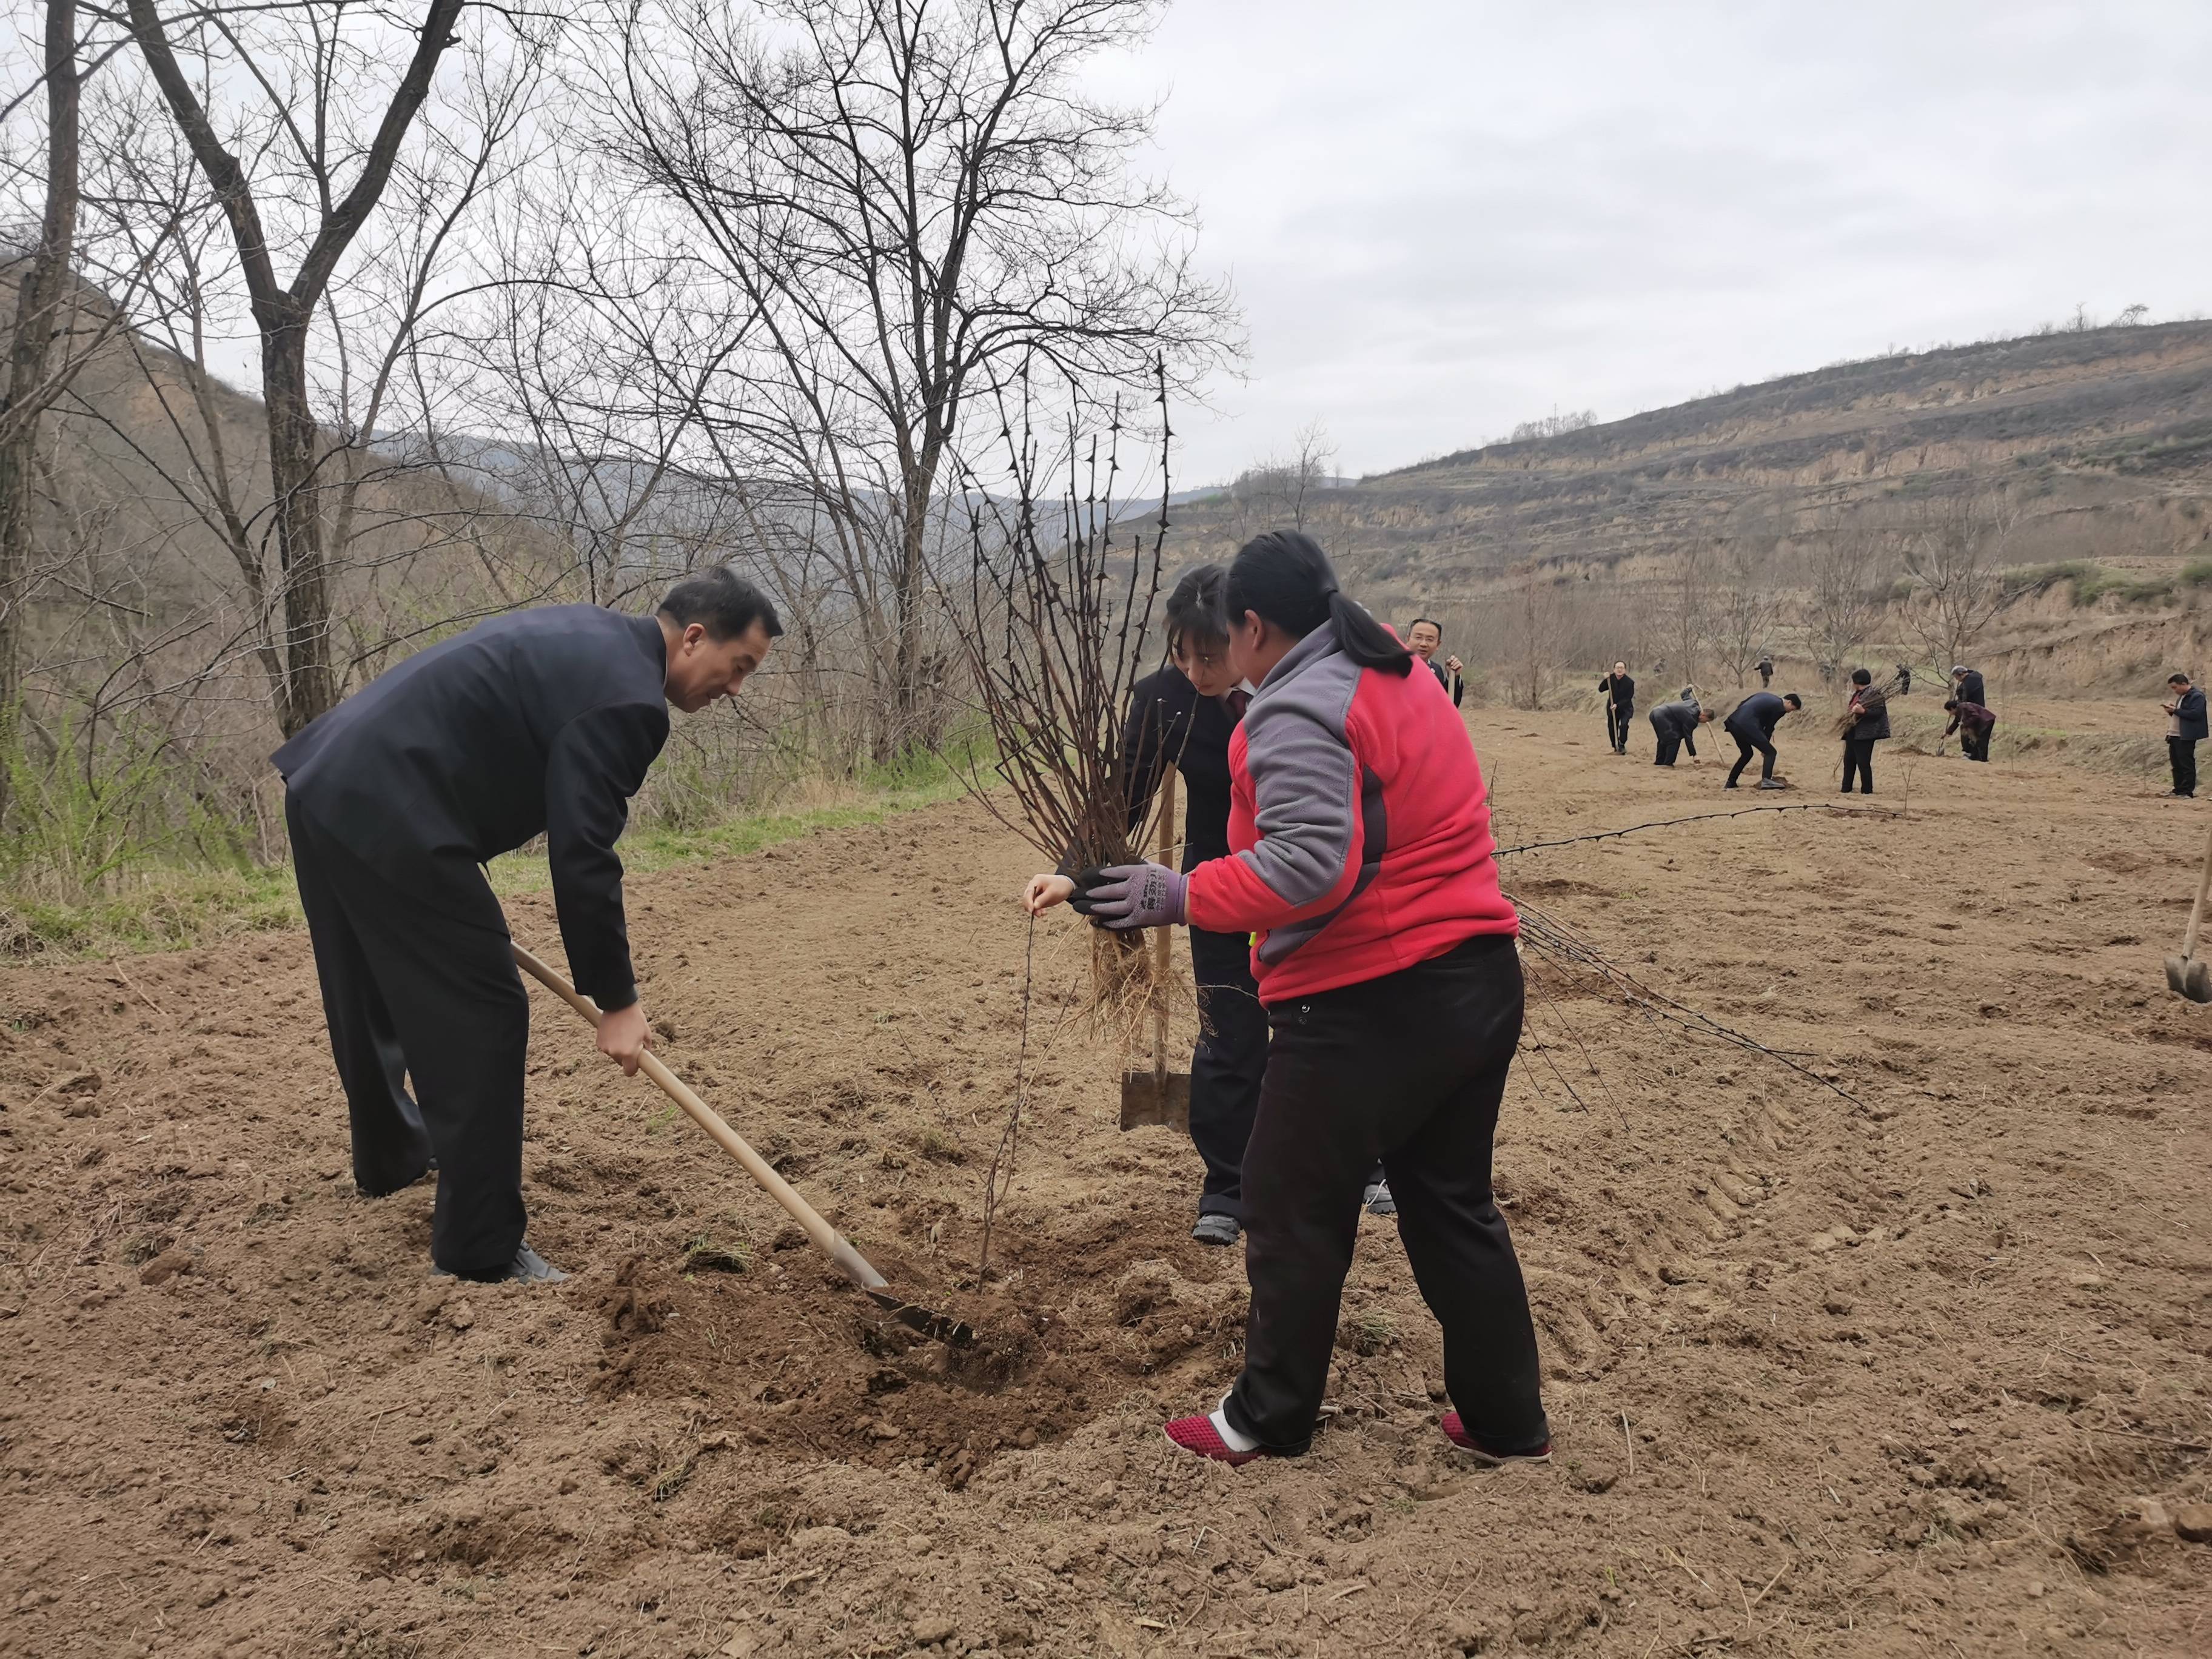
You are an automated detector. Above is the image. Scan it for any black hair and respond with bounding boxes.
[1224,530,1411,675]
[2170,671,2193,685]
[1942,698,1960,711]
[658,568,783,642]
[1409,616,1443,636]
[1782,692,1803,709]
[1849,667,1872,686]
[1165,564,1230,652]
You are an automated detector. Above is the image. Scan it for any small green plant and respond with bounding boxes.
[683,1235,750,1273]
[1339,1309,1397,1355]
[2180,557,2212,589]
[914,1126,965,1164]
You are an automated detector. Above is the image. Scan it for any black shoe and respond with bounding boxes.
[1190,1213,1241,1247]
[434,1243,568,1284]
[357,1164,432,1199]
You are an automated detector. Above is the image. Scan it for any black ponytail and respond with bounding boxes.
[1164,563,1230,653]
[1224,530,1413,676]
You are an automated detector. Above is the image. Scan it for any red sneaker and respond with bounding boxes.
[1163,1414,1262,1467]
[1440,1412,1551,1466]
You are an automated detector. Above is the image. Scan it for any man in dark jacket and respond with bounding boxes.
[1840,668,1890,795]
[1406,618,1464,707]
[1724,690,1801,789]
[1950,666,1990,760]
[2165,672,2208,798]
[1598,663,1635,754]
[1757,655,1774,689]
[1648,695,1710,766]
[275,571,782,1282]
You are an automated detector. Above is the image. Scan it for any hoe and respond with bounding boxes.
[2167,820,2212,1005]
[512,943,973,1347]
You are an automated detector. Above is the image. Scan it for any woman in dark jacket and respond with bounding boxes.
[1840,667,1891,795]
[1073,532,1548,1471]
[1024,566,1265,1245]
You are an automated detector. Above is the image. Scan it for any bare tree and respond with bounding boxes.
[1709,532,1785,686]
[1229,419,1336,535]
[1801,521,1890,678]
[602,0,1241,760]
[1660,543,1712,692]
[1899,490,2017,675]
[1507,578,1565,711]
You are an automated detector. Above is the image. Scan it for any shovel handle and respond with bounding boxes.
[509,943,888,1294]
[2185,818,2212,963]
[1153,768,1177,1076]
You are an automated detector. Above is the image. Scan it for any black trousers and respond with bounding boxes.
[1188,925,1265,1220]
[1652,726,1685,765]
[1841,738,1875,794]
[286,795,531,1276]
[2173,737,2200,797]
[1605,703,1633,752]
[1726,730,1776,786]
[1960,723,1991,761]
[1224,933,1546,1455]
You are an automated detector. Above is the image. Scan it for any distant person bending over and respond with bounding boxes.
[1757,655,1774,689]
[2163,671,2206,799]
[1027,566,1265,1245]
[1648,694,1711,766]
[1598,662,1636,755]
[1724,690,1801,790]
[1838,668,1889,796]
[1942,697,1996,759]
[1949,666,1990,760]
[1076,531,1547,1471]
[1406,617,1464,708]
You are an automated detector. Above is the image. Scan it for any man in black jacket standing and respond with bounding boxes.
[1724,690,1801,789]
[1406,618,1464,708]
[1598,662,1635,754]
[2165,672,2207,798]
[274,571,782,1282]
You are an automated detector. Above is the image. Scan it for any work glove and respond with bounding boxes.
[1070,861,1188,931]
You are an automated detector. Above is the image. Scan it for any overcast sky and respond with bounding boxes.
[1093,1,2212,487]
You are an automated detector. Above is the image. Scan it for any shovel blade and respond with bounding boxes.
[866,1289,975,1348]
[1120,1071,1192,1131]
[2170,955,2212,1004]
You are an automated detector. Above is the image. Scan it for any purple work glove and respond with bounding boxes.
[1071,862,1188,931]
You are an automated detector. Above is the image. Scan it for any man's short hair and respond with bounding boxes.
[1849,667,1872,686]
[1409,616,1443,636]
[2170,672,2193,686]
[1942,699,1960,711]
[658,568,784,642]
[1782,692,1803,709]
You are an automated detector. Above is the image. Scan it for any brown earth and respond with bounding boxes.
[2,700,2209,1658]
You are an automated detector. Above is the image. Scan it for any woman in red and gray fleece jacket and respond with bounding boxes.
[1075,530,1550,1469]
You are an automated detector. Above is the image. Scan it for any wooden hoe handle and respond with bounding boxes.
[509,942,888,1295]
[2186,818,2212,964]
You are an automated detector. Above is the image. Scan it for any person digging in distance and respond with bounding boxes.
[1723,689,1801,790]
[1942,697,1996,760]
[1648,693,1711,766]
[1895,663,1912,697]
[1839,668,1890,796]
[1598,662,1636,754]
[1074,530,1548,1471]
[2162,672,2205,798]
[275,571,781,1284]
[1406,617,1464,707]
[1024,566,1265,1247]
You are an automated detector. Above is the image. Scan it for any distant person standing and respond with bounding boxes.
[1838,668,1889,796]
[1598,662,1636,754]
[1756,655,1774,689]
[1895,663,1912,697]
[1648,694,1711,766]
[1406,618,1464,707]
[1942,697,1996,759]
[1949,666,1990,760]
[2164,671,2207,799]
[1724,690,1801,789]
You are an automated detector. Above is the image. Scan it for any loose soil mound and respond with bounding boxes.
[2,702,2208,1657]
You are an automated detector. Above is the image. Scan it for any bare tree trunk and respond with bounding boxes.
[0,0,84,814]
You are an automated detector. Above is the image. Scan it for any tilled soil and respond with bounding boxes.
[2,703,2208,1658]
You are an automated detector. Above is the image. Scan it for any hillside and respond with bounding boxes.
[1167,321,2212,692]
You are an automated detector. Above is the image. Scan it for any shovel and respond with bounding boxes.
[1121,767,1192,1131]
[511,943,973,1346]
[2165,819,2212,1004]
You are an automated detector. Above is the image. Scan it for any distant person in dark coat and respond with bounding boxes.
[275,571,782,1282]
[2165,671,2207,798]
[1598,663,1635,754]
[1757,655,1774,688]
[1942,698,1996,758]
[1406,618,1464,706]
[1648,695,1711,766]
[1724,691,1801,789]
[1895,663,1912,697]
[1949,666,1990,759]
[1839,668,1890,795]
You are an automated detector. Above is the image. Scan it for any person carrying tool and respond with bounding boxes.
[1598,662,1635,754]
[1648,692,1711,766]
[1949,666,1991,760]
[1942,696,1996,757]
[1022,566,1269,1245]
[1723,689,1801,789]
[275,571,782,1284]
[1406,617,1464,707]
[1074,530,1548,1471]
[1838,668,1890,795]
[2163,671,2206,798]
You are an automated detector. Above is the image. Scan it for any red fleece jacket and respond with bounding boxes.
[1184,627,1517,1002]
